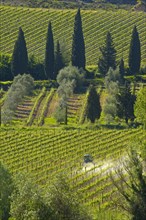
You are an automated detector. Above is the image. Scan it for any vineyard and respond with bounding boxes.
[0,127,145,219]
[0,5,146,67]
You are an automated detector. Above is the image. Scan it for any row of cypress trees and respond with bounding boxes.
[11,8,85,80]
[10,8,141,80]
[98,26,141,76]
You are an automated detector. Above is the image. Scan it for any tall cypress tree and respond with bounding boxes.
[11,27,28,76]
[129,26,141,76]
[71,8,86,69]
[98,31,116,76]
[86,85,101,123]
[119,58,125,83]
[117,84,135,124]
[44,21,54,80]
[54,40,64,80]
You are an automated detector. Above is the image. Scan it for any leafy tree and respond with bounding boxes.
[105,67,121,91]
[71,8,86,69]
[11,27,28,76]
[60,39,70,66]
[0,162,13,220]
[44,21,54,80]
[55,65,84,125]
[86,85,101,123]
[98,31,116,76]
[45,174,92,220]
[129,26,141,76]
[1,74,34,124]
[134,86,146,128]
[103,67,120,123]
[111,149,146,220]
[10,173,51,220]
[54,40,64,80]
[28,54,46,80]
[57,65,83,93]
[0,53,13,81]
[117,84,136,124]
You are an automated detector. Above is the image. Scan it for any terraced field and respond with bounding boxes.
[0,5,146,66]
[0,127,145,218]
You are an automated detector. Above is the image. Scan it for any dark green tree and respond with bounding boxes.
[46,174,92,220]
[10,172,51,220]
[98,31,116,76]
[111,149,146,220]
[119,58,125,83]
[117,84,136,124]
[44,21,54,80]
[129,26,141,76]
[0,162,13,220]
[86,85,101,123]
[71,8,86,69]
[11,27,28,76]
[54,40,64,80]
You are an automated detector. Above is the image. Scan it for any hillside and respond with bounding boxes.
[0,126,145,219]
[0,5,146,67]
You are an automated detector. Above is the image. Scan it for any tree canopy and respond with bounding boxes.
[98,32,116,76]
[11,27,28,76]
[71,8,86,69]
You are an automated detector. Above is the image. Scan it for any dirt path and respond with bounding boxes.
[46,92,59,117]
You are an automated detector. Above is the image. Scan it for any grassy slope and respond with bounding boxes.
[0,5,146,67]
[0,127,145,219]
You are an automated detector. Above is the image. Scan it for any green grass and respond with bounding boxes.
[0,5,146,67]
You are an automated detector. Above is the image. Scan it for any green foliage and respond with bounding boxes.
[54,101,67,124]
[117,84,136,123]
[57,65,84,93]
[111,149,146,220]
[28,54,46,80]
[11,27,28,76]
[10,173,50,220]
[86,85,101,123]
[134,86,146,128]
[0,162,13,220]
[56,65,84,124]
[45,174,92,220]
[119,58,125,83]
[44,21,55,80]
[0,53,13,81]
[54,40,64,80]
[129,26,141,75]
[71,8,86,69]
[98,32,116,76]
[103,67,121,123]
[1,74,34,124]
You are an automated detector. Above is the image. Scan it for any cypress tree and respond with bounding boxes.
[71,8,86,69]
[117,84,135,124]
[119,58,125,83]
[54,40,64,80]
[129,26,141,76]
[86,85,101,123]
[11,27,28,76]
[44,21,54,80]
[98,31,116,76]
